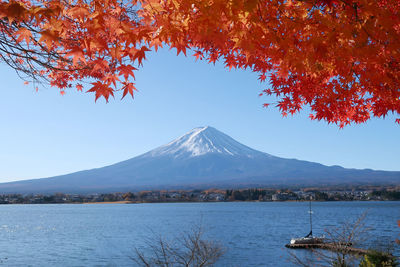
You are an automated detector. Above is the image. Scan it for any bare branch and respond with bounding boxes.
[133,224,225,267]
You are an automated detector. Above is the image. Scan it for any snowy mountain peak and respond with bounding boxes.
[146,126,265,158]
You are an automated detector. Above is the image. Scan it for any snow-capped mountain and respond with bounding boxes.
[0,126,399,193]
[146,126,266,158]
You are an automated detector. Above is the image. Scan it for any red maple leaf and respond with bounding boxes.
[87,81,114,102]
[118,65,137,80]
[121,82,137,99]
[15,27,32,45]
[258,73,267,82]
[76,84,83,92]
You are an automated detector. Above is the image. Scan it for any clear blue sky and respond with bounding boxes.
[0,48,399,182]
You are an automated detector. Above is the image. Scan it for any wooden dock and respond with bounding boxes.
[285,243,370,255]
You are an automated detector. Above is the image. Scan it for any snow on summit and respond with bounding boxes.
[147,126,264,158]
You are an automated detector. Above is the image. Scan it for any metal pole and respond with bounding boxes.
[309,198,313,236]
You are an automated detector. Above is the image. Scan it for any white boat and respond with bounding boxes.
[290,200,325,245]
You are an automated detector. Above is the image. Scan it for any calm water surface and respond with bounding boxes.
[0,201,399,266]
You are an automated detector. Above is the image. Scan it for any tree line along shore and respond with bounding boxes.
[0,186,399,204]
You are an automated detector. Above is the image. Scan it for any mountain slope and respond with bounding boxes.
[1,126,399,193]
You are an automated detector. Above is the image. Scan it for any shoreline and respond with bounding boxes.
[62,199,400,205]
[1,199,399,205]
[83,200,132,204]
[1,187,398,204]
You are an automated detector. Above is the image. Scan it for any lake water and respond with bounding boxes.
[0,201,398,266]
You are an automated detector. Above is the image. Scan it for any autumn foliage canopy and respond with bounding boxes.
[0,0,399,126]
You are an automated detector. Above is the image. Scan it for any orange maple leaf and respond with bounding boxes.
[87,81,114,102]
[193,50,204,61]
[39,30,59,48]
[103,73,120,88]
[68,6,90,18]
[15,27,32,45]
[121,82,137,99]
[174,44,188,56]
[66,47,86,66]
[133,46,151,66]
[118,65,137,80]
[3,1,27,24]
[76,84,83,92]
